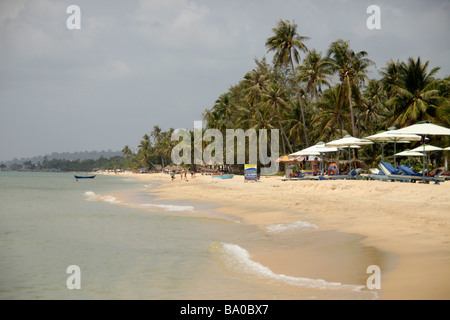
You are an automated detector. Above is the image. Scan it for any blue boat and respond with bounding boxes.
[74,175,96,180]
[212,174,234,179]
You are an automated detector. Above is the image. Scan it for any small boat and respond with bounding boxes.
[212,174,234,179]
[74,175,96,180]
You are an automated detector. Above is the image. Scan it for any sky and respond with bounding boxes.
[0,0,449,161]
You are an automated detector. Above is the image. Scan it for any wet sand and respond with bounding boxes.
[100,171,450,299]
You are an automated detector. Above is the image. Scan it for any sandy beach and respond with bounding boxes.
[103,171,450,300]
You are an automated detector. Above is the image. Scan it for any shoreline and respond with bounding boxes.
[99,171,450,299]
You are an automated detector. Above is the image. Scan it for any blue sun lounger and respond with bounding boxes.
[372,162,445,184]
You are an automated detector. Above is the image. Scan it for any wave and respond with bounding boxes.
[266,220,318,233]
[137,203,194,212]
[213,242,367,292]
[84,191,120,204]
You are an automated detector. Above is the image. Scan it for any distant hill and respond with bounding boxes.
[1,150,124,166]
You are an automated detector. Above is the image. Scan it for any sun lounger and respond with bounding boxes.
[397,165,423,177]
[324,168,361,180]
[371,162,445,184]
[282,174,322,181]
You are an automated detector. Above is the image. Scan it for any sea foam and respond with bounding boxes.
[84,191,120,204]
[138,203,194,212]
[266,220,318,233]
[216,242,366,291]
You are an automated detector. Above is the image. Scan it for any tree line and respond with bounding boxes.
[122,19,449,172]
[201,19,449,168]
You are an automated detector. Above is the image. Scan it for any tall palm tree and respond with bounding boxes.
[213,92,232,122]
[327,39,374,137]
[150,125,162,144]
[137,134,154,169]
[261,82,292,154]
[362,79,387,134]
[297,49,333,100]
[387,57,443,126]
[266,19,310,146]
[380,59,402,99]
[314,85,349,139]
[122,145,132,158]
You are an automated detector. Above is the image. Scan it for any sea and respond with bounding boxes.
[0,171,395,300]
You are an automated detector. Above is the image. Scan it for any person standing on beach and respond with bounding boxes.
[170,171,175,182]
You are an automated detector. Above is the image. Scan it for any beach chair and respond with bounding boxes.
[281,171,323,181]
[397,165,422,177]
[325,168,360,180]
[377,162,445,184]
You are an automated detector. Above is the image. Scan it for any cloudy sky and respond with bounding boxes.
[0,0,449,161]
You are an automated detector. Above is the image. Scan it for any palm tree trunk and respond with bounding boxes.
[277,115,292,154]
[290,57,309,147]
[346,76,356,137]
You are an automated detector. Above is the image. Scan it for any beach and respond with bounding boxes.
[104,171,450,300]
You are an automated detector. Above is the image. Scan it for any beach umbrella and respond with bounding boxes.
[410,145,444,152]
[365,128,422,165]
[410,145,444,174]
[326,135,373,170]
[395,150,424,157]
[276,155,298,178]
[395,150,424,166]
[290,142,337,156]
[290,142,338,172]
[394,121,450,178]
[275,155,297,162]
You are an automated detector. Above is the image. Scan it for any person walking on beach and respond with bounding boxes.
[170,171,175,182]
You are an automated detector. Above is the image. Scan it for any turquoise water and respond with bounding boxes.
[0,172,390,299]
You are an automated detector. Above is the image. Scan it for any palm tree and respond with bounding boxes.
[386,57,443,126]
[362,79,387,135]
[137,134,154,169]
[122,145,133,158]
[242,63,269,109]
[327,39,374,137]
[213,92,232,122]
[153,130,173,168]
[261,82,292,154]
[150,125,162,144]
[314,85,349,139]
[297,49,333,100]
[266,19,310,146]
[380,59,402,99]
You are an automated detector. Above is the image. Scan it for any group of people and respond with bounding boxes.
[170,169,196,182]
[289,157,340,177]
